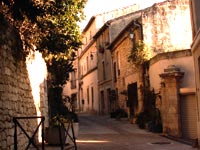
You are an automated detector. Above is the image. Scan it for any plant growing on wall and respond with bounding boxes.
[0,0,86,87]
[128,40,150,67]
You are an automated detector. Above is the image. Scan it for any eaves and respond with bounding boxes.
[93,21,111,39]
[93,9,142,39]
[107,17,141,51]
[82,16,96,33]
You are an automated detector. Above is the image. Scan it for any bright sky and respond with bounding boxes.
[80,0,165,29]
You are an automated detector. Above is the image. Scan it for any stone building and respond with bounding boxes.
[190,0,200,146]
[65,0,196,144]
[93,22,112,115]
[107,0,195,142]
[146,0,195,140]
[107,17,145,119]
[0,15,49,149]
[63,4,141,114]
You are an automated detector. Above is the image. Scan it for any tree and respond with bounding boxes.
[0,0,86,86]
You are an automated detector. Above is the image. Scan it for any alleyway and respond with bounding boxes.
[46,113,197,150]
[76,114,197,150]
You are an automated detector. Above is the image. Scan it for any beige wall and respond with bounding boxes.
[82,21,97,48]
[149,51,195,93]
[96,27,113,114]
[78,41,99,113]
[81,70,98,112]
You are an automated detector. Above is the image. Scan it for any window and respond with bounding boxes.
[107,88,111,112]
[91,87,94,109]
[113,62,117,82]
[102,61,106,80]
[198,56,200,82]
[116,52,120,76]
[70,71,76,89]
[100,91,105,111]
[86,56,89,72]
[87,87,89,105]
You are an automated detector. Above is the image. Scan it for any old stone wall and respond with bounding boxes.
[0,17,48,149]
[112,30,144,115]
[142,0,192,57]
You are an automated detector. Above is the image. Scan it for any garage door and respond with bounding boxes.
[180,94,197,140]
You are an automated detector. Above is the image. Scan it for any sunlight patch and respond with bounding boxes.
[76,140,110,143]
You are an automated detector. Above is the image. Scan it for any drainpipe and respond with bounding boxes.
[133,20,143,40]
[134,20,148,112]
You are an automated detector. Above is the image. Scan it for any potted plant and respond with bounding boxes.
[45,112,79,145]
[45,87,79,145]
[44,115,67,145]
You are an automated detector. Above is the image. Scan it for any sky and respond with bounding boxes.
[80,0,165,29]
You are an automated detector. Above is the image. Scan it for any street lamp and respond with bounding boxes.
[90,52,96,60]
[129,32,134,39]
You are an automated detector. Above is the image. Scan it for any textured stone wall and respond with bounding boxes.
[160,69,184,137]
[0,17,48,149]
[112,30,144,115]
[142,0,192,57]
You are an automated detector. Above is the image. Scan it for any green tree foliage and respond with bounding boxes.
[128,40,150,67]
[0,0,86,86]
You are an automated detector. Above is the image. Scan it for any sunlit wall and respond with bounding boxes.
[142,0,192,58]
[26,51,49,142]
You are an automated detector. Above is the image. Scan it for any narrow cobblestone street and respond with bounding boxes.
[46,113,198,150]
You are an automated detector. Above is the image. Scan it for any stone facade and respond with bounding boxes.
[108,0,196,140]
[149,50,196,140]
[75,5,142,114]
[190,0,200,146]
[95,27,112,115]
[143,0,197,139]
[110,26,144,116]
[146,0,196,140]
[78,39,99,113]
[160,66,184,137]
[0,17,48,149]
[142,0,192,57]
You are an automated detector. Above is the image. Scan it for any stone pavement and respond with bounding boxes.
[46,113,198,150]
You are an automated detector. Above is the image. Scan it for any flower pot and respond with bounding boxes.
[45,126,66,145]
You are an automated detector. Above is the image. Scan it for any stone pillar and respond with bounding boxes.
[159,65,184,137]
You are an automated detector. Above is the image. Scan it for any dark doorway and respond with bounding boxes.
[100,91,105,115]
[71,93,77,112]
[128,82,138,117]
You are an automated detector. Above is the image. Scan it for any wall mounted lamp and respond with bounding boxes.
[129,33,135,39]
[90,52,96,60]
